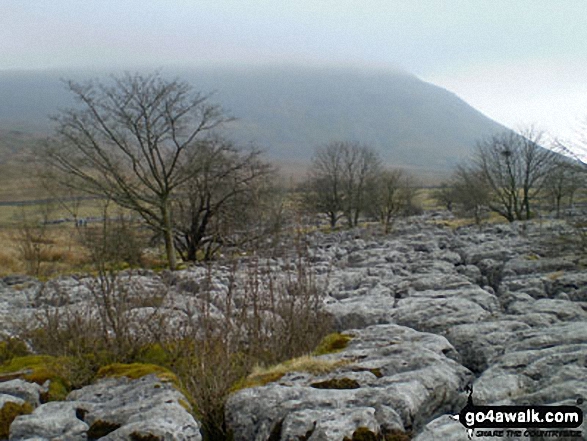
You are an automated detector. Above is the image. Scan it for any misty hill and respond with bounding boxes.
[0,67,507,175]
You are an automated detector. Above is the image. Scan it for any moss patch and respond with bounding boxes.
[313,333,352,356]
[0,355,71,401]
[87,420,121,438]
[310,377,360,389]
[137,343,173,367]
[96,363,179,385]
[0,401,33,439]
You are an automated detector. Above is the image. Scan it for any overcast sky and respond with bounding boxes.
[2,0,586,154]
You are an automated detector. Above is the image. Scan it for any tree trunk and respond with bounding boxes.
[162,201,177,270]
[329,212,337,228]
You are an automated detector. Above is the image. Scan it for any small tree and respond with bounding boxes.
[475,127,555,221]
[43,72,228,270]
[369,169,418,233]
[305,141,381,228]
[172,137,275,261]
[304,142,345,228]
[543,158,585,217]
[432,183,456,212]
[451,165,490,225]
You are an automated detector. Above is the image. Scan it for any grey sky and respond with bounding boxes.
[2,0,587,151]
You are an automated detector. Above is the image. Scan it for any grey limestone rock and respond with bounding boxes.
[8,375,201,441]
[0,379,45,408]
[9,401,89,441]
[225,324,473,441]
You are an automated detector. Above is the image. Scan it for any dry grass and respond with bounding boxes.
[0,198,113,227]
[234,355,349,390]
[431,210,509,230]
[547,270,565,281]
[417,188,443,211]
[0,226,90,277]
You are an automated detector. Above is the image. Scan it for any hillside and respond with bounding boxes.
[0,66,507,176]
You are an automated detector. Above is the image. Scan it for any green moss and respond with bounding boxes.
[0,355,71,401]
[0,401,33,438]
[313,333,353,356]
[178,398,192,412]
[310,377,360,389]
[87,420,121,438]
[137,343,172,367]
[0,338,30,364]
[96,363,179,385]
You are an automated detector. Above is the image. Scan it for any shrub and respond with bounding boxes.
[0,337,30,364]
[11,239,333,440]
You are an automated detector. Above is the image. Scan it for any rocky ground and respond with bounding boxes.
[0,212,586,440]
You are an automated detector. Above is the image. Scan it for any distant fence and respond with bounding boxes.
[0,196,99,207]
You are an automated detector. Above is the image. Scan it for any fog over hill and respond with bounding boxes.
[0,66,507,176]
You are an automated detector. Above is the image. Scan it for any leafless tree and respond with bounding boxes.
[451,164,491,225]
[305,141,381,228]
[43,72,229,269]
[369,169,418,233]
[543,156,585,218]
[172,137,276,261]
[475,127,556,221]
[432,183,456,212]
[304,142,345,228]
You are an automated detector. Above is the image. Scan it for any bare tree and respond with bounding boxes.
[368,169,418,233]
[339,142,382,227]
[172,137,275,261]
[475,128,555,221]
[432,183,456,212]
[543,157,585,218]
[451,164,490,225]
[304,142,345,228]
[43,72,228,269]
[304,141,381,228]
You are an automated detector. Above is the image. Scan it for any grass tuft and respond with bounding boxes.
[96,362,179,385]
[232,355,349,391]
[313,333,353,356]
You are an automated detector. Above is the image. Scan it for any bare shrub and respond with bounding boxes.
[77,202,148,271]
[14,270,169,388]
[12,206,57,277]
[10,237,331,440]
[157,244,332,440]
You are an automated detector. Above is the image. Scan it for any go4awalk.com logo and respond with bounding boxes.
[452,387,584,438]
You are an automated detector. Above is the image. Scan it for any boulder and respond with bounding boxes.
[225,324,473,440]
[9,401,88,441]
